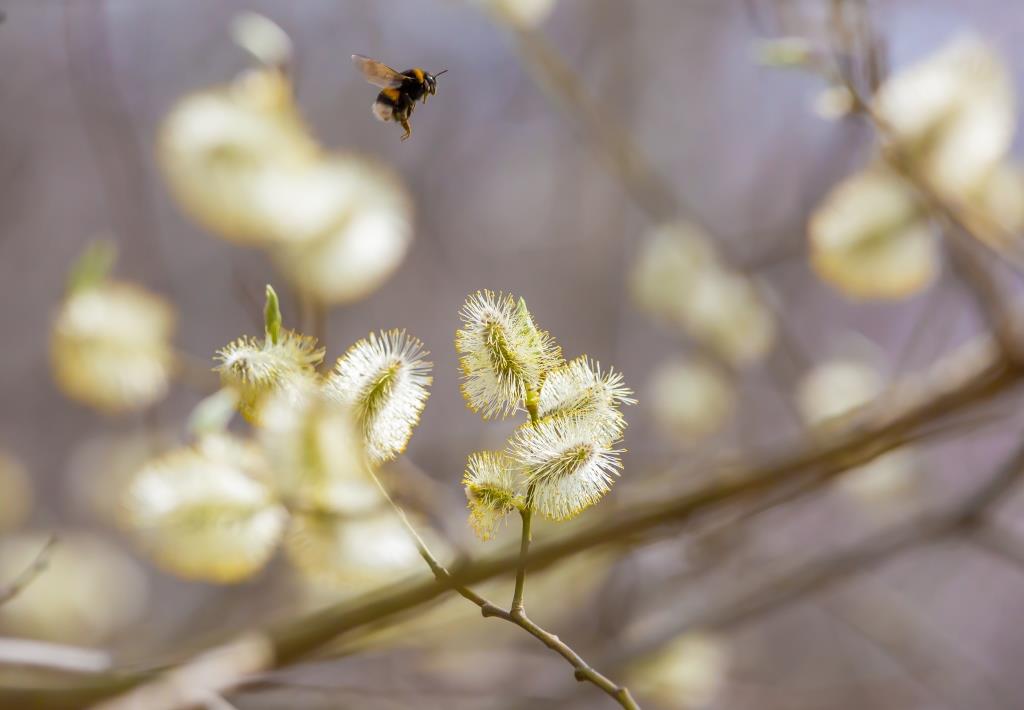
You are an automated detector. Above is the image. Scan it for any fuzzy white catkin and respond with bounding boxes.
[648,360,733,443]
[125,434,288,583]
[508,417,623,521]
[258,385,379,515]
[630,223,775,365]
[215,330,324,424]
[537,356,635,441]
[50,281,176,413]
[324,330,433,465]
[456,291,562,419]
[809,169,938,300]
[159,20,416,305]
[463,451,522,540]
[873,35,1015,196]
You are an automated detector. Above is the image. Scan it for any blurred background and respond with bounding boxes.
[2,0,1024,708]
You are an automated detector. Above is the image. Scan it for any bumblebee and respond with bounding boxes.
[352,54,447,141]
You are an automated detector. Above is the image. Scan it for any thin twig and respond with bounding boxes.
[0,536,56,608]
[488,606,640,709]
[505,396,638,707]
[514,405,541,616]
[370,467,636,707]
[511,484,535,616]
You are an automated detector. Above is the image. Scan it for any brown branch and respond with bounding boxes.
[488,606,640,709]
[414,543,639,709]
[372,467,637,708]
[89,634,273,710]
[3,340,1019,708]
[0,638,111,675]
[967,521,1024,575]
[616,435,1024,662]
[821,588,1011,709]
[487,7,810,381]
[0,536,56,608]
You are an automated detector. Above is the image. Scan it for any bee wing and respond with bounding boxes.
[351,54,405,88]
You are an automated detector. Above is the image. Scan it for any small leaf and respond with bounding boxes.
[264,284,282,345]
[751,37,814,68]
[66,241,117,295]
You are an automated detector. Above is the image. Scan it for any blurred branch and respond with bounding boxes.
[617,435,1024,661]
[0,536,56,608]
[967,521,1024,575]
[63,1,173,292]
[822,588,1008,709]
[3,335,1019,708]
[196,692,238,710]
[91,634,273,710]
[484,6,810,380]
[487,10,677,225]
[0,638,110,675]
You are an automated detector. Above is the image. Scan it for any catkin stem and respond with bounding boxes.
[511,484,536,615]
[512,395,541,615]
[370,466,636,708]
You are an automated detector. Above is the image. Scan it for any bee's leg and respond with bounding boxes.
[392,100,413,141]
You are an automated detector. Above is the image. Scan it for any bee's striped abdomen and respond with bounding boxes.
[373,87,402,122]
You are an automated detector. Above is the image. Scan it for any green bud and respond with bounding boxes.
[516,297,537,336]
[752,37,814,68]
[264,284,282,345]
[67,241,117,295]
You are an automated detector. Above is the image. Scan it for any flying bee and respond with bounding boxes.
[352,54,447,141]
